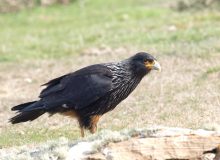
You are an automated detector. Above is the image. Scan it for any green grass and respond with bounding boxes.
[0,126,79,147]
[200,66,220,79]
[0,124,125,147]
[0,0,220,62]
[205,66,220,75]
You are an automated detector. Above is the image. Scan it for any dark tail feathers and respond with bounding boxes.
[10,101,45,124]
[11,101,37,111]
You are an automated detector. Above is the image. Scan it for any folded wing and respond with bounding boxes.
[39,64,113,110]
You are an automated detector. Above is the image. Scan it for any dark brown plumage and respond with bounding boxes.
[10,52,161,137]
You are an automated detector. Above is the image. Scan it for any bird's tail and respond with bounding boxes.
[10,101,46,124]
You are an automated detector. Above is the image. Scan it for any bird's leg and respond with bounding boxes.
[80,127,85,137]
[78,118,85,137]
[90,124,97,134]
[89,115,100,134]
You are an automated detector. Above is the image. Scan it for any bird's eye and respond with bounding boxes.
[144,59,153,63]
[144,60,149,66]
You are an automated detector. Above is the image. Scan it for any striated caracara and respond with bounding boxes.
[10,52,161,137]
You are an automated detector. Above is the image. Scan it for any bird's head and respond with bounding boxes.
[130,52,161,75]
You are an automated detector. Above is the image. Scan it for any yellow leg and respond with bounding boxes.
[90,115,101,134]
[90,124,97,134]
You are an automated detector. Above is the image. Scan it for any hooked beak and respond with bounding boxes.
[145,60,161,72]
[152,60,161,72]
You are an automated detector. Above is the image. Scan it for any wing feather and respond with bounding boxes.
[39,64,112,110]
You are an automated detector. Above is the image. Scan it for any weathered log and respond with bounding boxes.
[81,128,220,160]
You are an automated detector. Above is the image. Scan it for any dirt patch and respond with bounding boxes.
[172,0,220,11]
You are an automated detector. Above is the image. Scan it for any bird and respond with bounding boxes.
[10,52,161,137]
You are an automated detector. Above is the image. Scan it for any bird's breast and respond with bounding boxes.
[100,76,142,113]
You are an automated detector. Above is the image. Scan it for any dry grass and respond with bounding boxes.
[0,49,220,147]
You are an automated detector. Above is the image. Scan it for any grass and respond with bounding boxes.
[0,126,78,147]
[0,0,220,62]
[204,66,220,75]
[0,0,220,148]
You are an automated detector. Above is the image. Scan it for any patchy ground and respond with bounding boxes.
[1,126,220,160]
[0,49,220,147]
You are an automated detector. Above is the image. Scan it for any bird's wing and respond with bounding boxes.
[39,64,113,109]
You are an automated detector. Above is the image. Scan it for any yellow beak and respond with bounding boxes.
[145,60,161,72]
